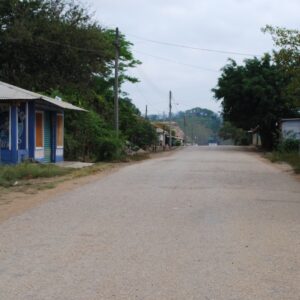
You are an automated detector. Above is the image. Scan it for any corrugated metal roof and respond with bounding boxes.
[0,81,86,111]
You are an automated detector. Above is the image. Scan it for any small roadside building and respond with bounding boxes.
[0,81,85,164]
[156,127,167,147]
[248,125,261,147]
[281,118,300,140]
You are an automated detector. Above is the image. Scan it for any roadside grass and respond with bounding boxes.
[0,152,153,191]
[0,163,72,187]
[266,152,300,173]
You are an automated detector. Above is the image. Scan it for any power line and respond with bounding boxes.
[128,33,259,57]
[7,36,225,72]
[135,68,168,99]
[135,50,219,72]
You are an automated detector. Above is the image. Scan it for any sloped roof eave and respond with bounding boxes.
[0,81,86,111]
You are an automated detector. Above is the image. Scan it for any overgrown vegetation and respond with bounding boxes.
[265,138,300,173]
[0,0,156,161]
[266,152,300,173]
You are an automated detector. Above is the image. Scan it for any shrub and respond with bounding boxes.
[64,111,125,162]
[277,139,300,153]
[96,136,125,161]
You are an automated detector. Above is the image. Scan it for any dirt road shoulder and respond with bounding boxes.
[0,149,179,223]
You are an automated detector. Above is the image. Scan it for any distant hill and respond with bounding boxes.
[149,107,221,145]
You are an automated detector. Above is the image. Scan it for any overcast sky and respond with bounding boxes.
[89,0,300,116]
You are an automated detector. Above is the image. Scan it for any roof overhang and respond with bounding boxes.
[0,81,86,111]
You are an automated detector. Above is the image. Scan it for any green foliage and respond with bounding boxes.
[267,151,300,173]
[219,122,249,145]
[212,54,298,150]
[64,111,124,162]
[0,0,155,161]
[0,0,108,91]
[96,136,124,161]
[262,25,300,107]
[0,163,71,187]
[119,98,156,148]
[277,139,300,153]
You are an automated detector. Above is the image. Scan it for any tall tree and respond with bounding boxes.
[262,25,300,107]
[0,0,140,95]
[212,55,298,149]
[0,0,155,161]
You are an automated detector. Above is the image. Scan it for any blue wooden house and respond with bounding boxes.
[0,81,85,164]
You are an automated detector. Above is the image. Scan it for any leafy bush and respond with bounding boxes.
[96,136,125,161]
[277,139,300,153]
[120,100,157,149]
[64,111,125,162]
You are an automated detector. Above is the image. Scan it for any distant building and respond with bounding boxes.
[152,121,184,146]
[248,125,261,147]
[0,81,85,164]
[281,118,300,140]
[155,127,167,147]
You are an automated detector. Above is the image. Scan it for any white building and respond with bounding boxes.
[281,118,300,140]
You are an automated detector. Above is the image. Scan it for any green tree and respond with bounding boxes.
[119,98,156,148]
[0,0,155,161]
[262,25,300,107]
[212,55,298,150]
[219,122,249,145]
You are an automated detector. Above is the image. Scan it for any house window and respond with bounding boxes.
[35,112,43,148]
[57,114,63,147]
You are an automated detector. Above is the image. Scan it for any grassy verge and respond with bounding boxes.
[266,151,300,174]
[0,163,72,187]
[0,152,153,191]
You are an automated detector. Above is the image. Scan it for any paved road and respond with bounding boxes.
[1,146,300,300]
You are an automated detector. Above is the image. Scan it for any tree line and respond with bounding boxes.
[0,0,156,161]
[212,26,300,150]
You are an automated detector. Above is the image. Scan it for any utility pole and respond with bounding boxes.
[169,91,172,148]
[145,105,148,119]
[114,27,120,136]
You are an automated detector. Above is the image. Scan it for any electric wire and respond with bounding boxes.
[128,33,260,57]
[135,50,220,72]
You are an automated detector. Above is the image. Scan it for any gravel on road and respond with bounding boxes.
[0,146,300,300]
